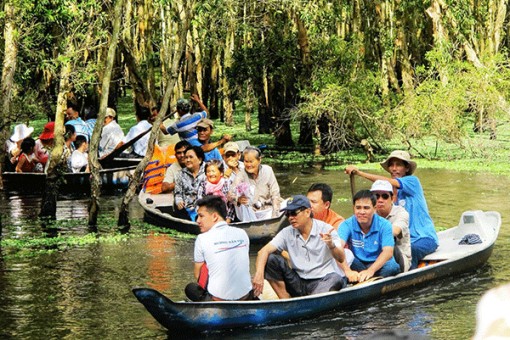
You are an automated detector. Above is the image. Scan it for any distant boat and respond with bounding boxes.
[2,157,140,194]
[138,191,288,243]
[133,210,501,331]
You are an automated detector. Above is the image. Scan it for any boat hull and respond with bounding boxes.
[138,191,288,243]
[2,164,137,194]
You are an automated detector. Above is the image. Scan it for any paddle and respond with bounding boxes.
[99,127,151,165]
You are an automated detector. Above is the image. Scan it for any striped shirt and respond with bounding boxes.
[166,111,207,142]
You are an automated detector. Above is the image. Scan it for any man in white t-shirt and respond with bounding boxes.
[116,108,152,157]
[184,195,255,301]
[160,140,190,193]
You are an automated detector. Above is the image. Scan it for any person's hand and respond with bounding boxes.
[345,269,360,283]
[176,201,185,210]
[345,165,359,175]
[320,228,335,249]
[226,158,239,169]
[221,134,232,143]
[358,268,375,282]
[252,272,264,296]
[190,93,201,102]
[238,196,250,205]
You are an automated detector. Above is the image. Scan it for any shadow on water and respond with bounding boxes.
[0,167,509,338]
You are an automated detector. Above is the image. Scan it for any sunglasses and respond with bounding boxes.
[375,193,391,200]
[196,127,208,132]
[285,208,305,217]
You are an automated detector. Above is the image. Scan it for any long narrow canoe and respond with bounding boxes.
[138,191,288,243]
[133,210,501,331]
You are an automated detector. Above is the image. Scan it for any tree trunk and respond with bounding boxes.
[426,0,450,85]
[117,0,193,228]
[222,30,235,126]
[40,44,71,219]
[0,1,18,189]
[119,39,154,110]
[88,0,124,228]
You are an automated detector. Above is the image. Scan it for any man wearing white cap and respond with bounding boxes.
[345,150,438,269]
[371,180,411,272]
[98,108,125,158]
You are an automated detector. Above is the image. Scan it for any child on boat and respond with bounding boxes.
[69,135,89,173]
[15,137,41,173]
[198,159,235,222]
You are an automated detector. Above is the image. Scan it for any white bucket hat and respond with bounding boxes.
[11,124,34,142]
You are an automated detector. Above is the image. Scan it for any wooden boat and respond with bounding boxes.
[138,191,288,243]
[133,210,501,331]
[2,164,138,194]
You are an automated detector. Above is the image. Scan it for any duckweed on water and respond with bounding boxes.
[0,217,196,259]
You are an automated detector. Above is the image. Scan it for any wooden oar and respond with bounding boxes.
[349,171,356,199]
[99,127,151,165]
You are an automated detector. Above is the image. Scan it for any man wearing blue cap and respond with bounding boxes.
[252,195,346,299]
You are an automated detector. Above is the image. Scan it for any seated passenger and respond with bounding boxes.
[184,195,255,301]
[306,183,354,276]
[161,140,190,193]
[69,135,89,173]
[338,190,401,283]
[173,146,206,221]
[98,108,124,158]
[15,137,41,173]
[233,146,282,221]
[370,180,411,272]
[307,183,345,228]
[252,195,346,299]
[192,118,231,162]
[345,150,438,269]
[198,160,235,223]
[35,121,55,169]
[116,107,151,158]
[65,103,90,141]
[222,141,244,182]
[6,124,34,170]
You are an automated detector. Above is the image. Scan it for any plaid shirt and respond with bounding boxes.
[174,163,206,209]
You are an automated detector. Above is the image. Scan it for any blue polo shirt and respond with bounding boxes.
[396,175,438,245]
[338,214,394,263]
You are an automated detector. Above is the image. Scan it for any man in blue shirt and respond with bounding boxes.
[338,190,400,283]
[65,103,91,141]
[191,118,231,162]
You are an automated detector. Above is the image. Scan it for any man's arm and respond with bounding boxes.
[200,134,232,152]
[345,165,401,188]
[161,182,175,193]
[191,93,209,115]
[252,243,277,296]
[193,262,204,280]
[320,227,345,263]
[358,246,394,282]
